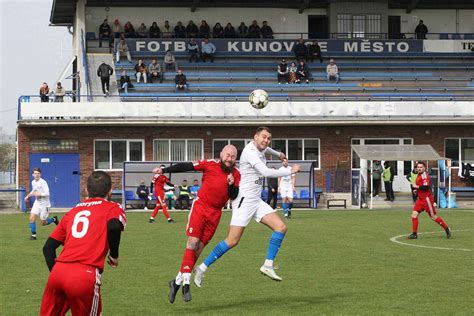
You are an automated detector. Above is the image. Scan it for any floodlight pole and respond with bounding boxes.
[370,159,373,210]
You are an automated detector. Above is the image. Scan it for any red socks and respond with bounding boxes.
[151,205,171,220]
[180,248,197,274]
[435,217,448,229]
[411,217,419,233]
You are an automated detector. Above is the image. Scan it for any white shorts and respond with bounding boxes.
[31,202,50,220]
[280,186,294,199]
[230,196,275,227]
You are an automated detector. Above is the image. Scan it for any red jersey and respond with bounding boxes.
[193,159,240,210]
[49,198,126,272]
[416,172,432,200]
[152,174,170,197]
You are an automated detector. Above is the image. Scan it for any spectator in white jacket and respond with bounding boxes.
[326,59,340,83]
[201,38,216,63]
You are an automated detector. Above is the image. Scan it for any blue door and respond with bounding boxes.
[29,154,80,207]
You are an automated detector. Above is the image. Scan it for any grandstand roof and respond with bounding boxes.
[351,145,446,161]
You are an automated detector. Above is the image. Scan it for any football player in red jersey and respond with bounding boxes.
[150,164,176,223]
[40,171,126,316]
[408,162,451,240]
[158,145,240,303]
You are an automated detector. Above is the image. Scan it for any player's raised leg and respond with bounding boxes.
[426,198,451,239]
[259,212,287,281]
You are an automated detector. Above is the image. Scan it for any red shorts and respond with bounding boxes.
[40,262,102,316]
[413,195,437,216]
[186,198,222,245]
[155,194,165,206]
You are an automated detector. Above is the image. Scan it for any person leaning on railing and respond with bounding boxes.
[39,82,50,102]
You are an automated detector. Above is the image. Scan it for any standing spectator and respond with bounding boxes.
[190,179,201,201]
[54,82,65,102]
[175,69,188,91]
[136,179,151,210]
[297,60,311,84]
[266,168,278,210]
[175,21,186,38]
[237,22,248,38]
[260,21,274,39]
[163,49,178,72]
[371,160,383,197]
[248,20,261,38]
[293,38,309,61]
[277,59,289,84]
[188,38,200,62]
[212,23,224,38]
[39,82,49,102]
[406,163,419,202]
[201,38,216,62]
[116,39,132,63]
[137,22,148,38]
[119,70,133,93]
[383,161,395,202]
[309,41,323,63]
[186,20,199,38]
[124,21,136,38]
[288,62,298,84]
[148,59,162,83]
[135,59,148,84]
[149,21,161,38]
[279,158,296,218]
[199,20,210,38]
[97,61,114,96]
[177,180,191,210]
[326,59,340,83]
[112,19,123,39]
[415,20,428,39]
[162,20,173,38]
[98,19,112,48]
[224,22,236,38]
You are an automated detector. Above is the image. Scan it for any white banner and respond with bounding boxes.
[424,40,474,52]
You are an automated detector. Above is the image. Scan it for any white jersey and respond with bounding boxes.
[31,178,51,207]
[279,166,294,188]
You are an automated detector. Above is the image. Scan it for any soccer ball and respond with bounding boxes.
[249,89,269,109]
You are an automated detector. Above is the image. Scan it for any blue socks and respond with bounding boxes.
[266,231,285,260]
[29,222,36,235]
[46,218,54,225]
[203,240,231,267]
[282,202,288,215]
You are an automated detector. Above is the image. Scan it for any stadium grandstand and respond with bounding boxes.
[16,0,474,209]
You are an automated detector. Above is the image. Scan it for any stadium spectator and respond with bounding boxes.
[186,20,199,38]
[53,82,65,102]
[190,179,201,201]
[149,21,161,38]
[293,38,309,61]
[201,38,216,62]
[135,59,148,84]
[288,62,298,84]
[279,158,296,218]
[383,161,395,202]
[237,22,249,38]
[136,179,151,210]
[199,20,210,38]
[175,69,188,91]
[163,49,178,72]
[119,70,133,93]
[124,21,136,38]
[39,83,49,102]
[260,21,274,39]
[248,20,261,38]
[162,20,173,38]
[415,20,428,39]
[224,22,236,38]
[175,21,186,38]
[277,59,289,84]
[309,41,323,63]
[116,39,132,63]
[97,61,114,96]
[297,60,311,84]
[98,19,112,48]
[112,19,123,39]
[266,168,278,209]
[177,179,191,209]
[212,23,224,38]
[371,160,383,198]
[165,186,177,210]
[406,163,418,202]
[188,38,200,62]
[148,59,162,83]
[326,59,340,83]
[137,22,148,38]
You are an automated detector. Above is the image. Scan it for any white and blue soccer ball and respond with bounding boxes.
[249,89,269,109]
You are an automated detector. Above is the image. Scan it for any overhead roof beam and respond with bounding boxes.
[191,0,200,12]
[299,0,310,14]
[406,0,420,13]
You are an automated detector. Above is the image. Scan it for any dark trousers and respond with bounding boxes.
[40,95,49,102]
[277,73,289,83]
[177,195,190,209]
[310,53,323,63]
[384,181,395,201]
[189,52,200,62]
[137,194,149,208]
[99,34,112,47]
[100,77,110,94]
[266,189,278,209]
[148,72,162,83]
[201,53,214,62]
[373,178,381,196]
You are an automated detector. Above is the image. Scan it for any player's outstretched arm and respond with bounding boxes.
[107,218,123,268]
[43,237,62,271]
[162,162,195,173]
[265,147,286,161]
[254,162,294,178]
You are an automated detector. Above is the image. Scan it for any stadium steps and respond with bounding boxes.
[369,192,414,209]
[87,53,119,100]
[0,189,17,211]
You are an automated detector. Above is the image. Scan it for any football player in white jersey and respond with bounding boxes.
[24,168,58,240]
[194,127,300,284]
[278,158,296,219]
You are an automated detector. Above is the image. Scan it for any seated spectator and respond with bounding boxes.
[116,39,132,63]
[124,21,136,38]
[277,59,289,84]
[162,20,173,38]
[54,82,65,102]
[237,22,248,38]
[309,41,323,63]
[201,38,216,62]
[136,180,151,210]
[163,49,178,72]
[297,60,311,84]
[224,22,236,38]
[415,20,428,39]
[186,20,199,38]
[212,23,224,38]
[98,19,112,48]
[326,59,340,83]
[148,59,162,83]
[260,21,274,39]
[149,21,161,38]
[174,21,186,38]
[199,20,210,38]
[177,180,191,210]
[175,69,187,91]
[112,19,123,39]
[39,82,49,102]
[164,185,177,210]
[137,23,148,38]
[190,179,200,201]
[288,62,298,84]
[248,20,261,38]
[188,38,200,62]
[119,70,133,93]
[135,59,148,84]
[293,38,309,61]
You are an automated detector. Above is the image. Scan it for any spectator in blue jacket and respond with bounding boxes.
[201,38,216,62]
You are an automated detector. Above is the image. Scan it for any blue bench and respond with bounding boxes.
[451,187,474,198]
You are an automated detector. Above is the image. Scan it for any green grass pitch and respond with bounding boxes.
[1,208,473,315]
